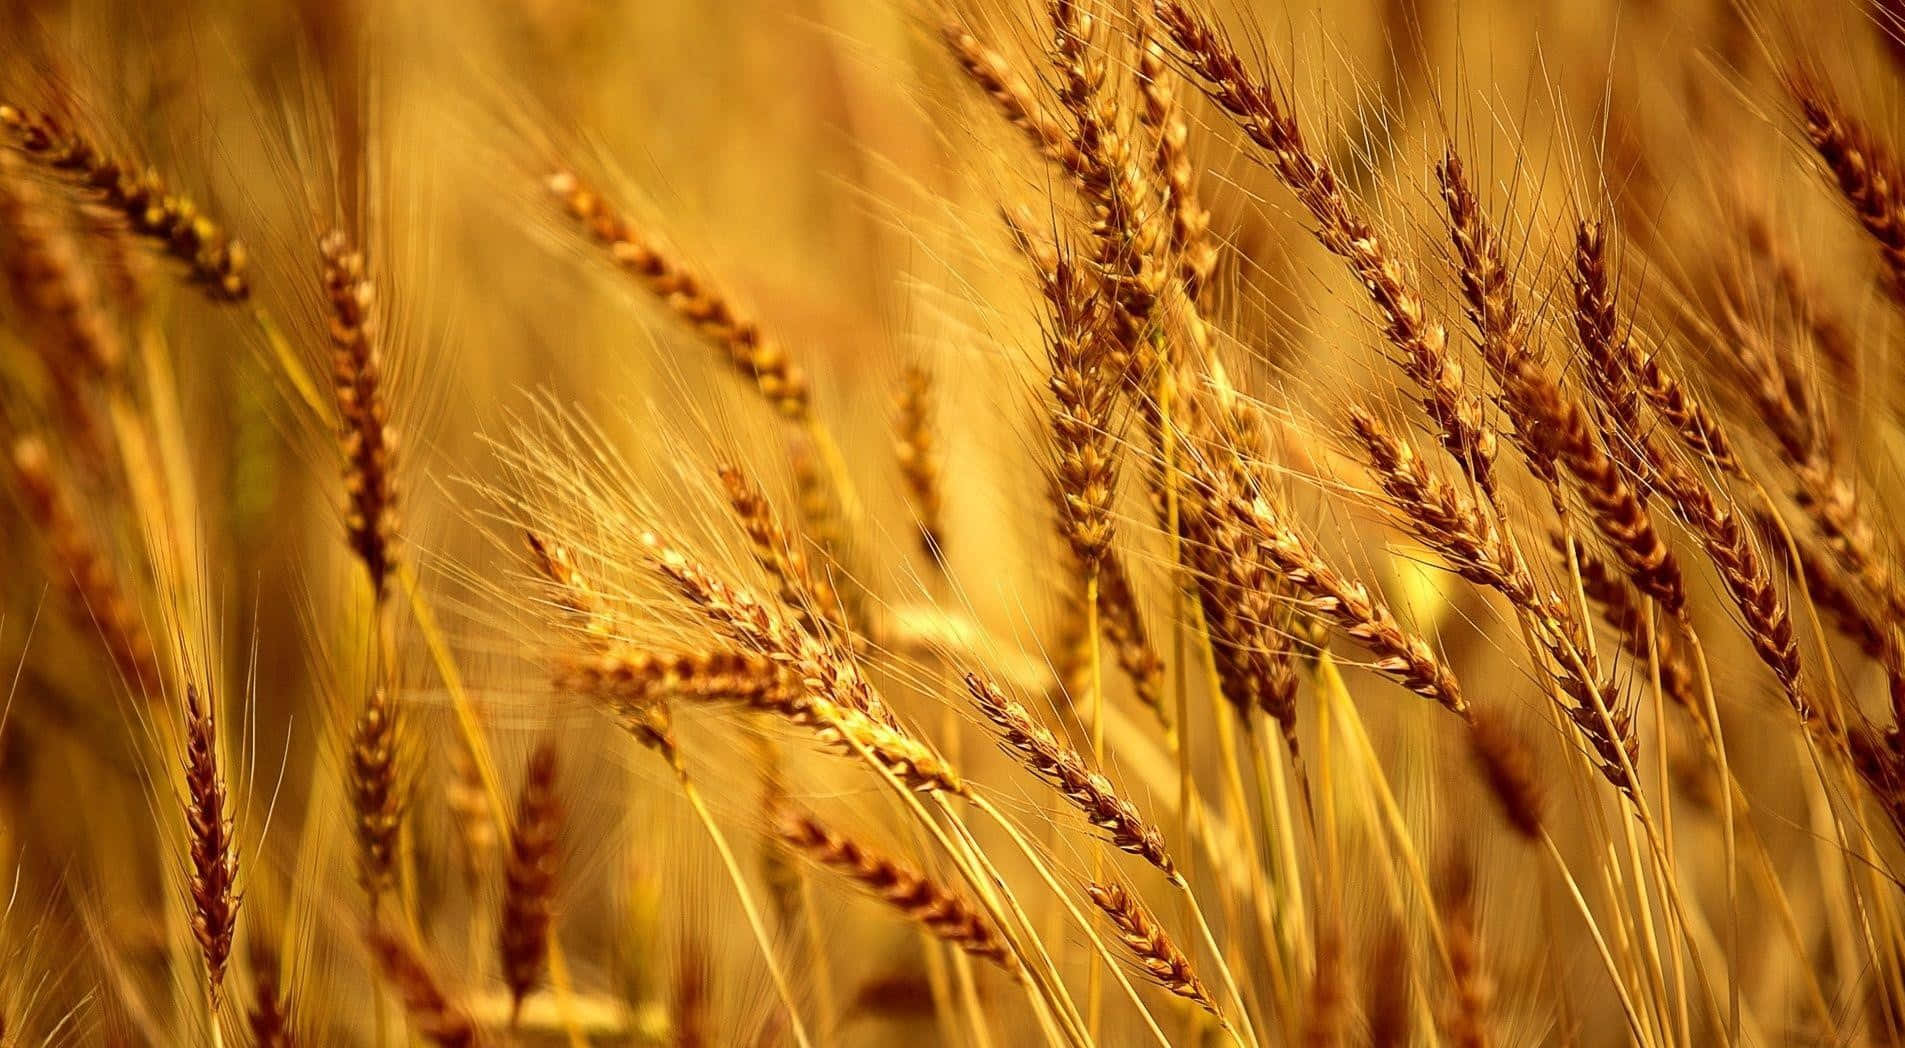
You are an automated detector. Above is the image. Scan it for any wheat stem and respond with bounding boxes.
[681,775,814,1048]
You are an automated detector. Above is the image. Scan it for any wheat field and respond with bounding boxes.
[2,0,1904,1043]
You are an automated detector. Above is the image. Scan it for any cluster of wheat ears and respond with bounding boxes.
[5,0,1905,1043]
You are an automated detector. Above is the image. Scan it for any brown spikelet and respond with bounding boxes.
[966,674,1174,873]
[892,364,945,566]
[1348,406,1636,789]
[1759,514,1905,720]
[673,937,712,1048]
[1366,926,1412,1048]
[0,104,248,300]
[940,20,1087,176]
[183,682,238,1005]
[1044,251,1123,572]
[1633,337,1738,475]
[1658,465,1806,717]
[559,647,797,713]
[1570,446,1685,615]
[1178,411,1300,738]
[1086,881,1217,1013]
[1434,166,1683,615]
[365,925,483,1047]
[1436,855,1493,1048]
[1303,925,1345,1048]
[1158,3,1495,494]
[1569,220,1738,474]
[1569,221,1652,485]
[1775,522,1893,659]
[320,231,399,599]
[546,169,809,419]
[1590,306,1803,716]
[1520,358,1687,615]
[348,686,404,902]
[1436,151,1548,484]
[500,740,562,1018]
[1050,0,1169,377]
[1741,209,1859,390]
[1349,405,1537,605]
[526,529,686,762]
[1194,443,1466,712]
[717,463,844,638]
[1724,312,1905,631]
[10,435,161,693]
[1559,535,1699,718]
[1093,551,1170,729]
[1465,709,1543,840]
[849,973,940,1019]
[645,534,961,794]
[0,149,122,395]
[1615,312,1805,716]
[247,940,295,1048]
[1792,81,1905,298]
[524,530,616,639]
[1136,24,1216,299]
[558,648,787,768]
[531,551,705,760]
[446,740,498,890]
[774,807,1018,975]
